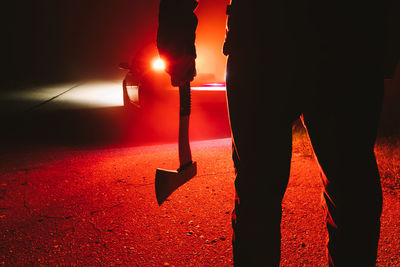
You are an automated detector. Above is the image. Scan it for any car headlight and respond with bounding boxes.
[152,58,166,71]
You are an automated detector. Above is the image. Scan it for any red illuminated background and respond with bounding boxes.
[5,1,230,89]
[1,1,399,266]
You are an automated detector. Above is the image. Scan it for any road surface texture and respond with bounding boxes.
[1,81,399,265]
[1,135,399,266]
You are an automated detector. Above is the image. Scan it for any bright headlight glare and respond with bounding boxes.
[152,58,166,71]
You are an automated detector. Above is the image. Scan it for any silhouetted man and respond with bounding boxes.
[157,0,393,266]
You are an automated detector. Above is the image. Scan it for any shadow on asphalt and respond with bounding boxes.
[1,89,397,152]
[0,104,231,150]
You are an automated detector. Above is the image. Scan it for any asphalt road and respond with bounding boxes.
[0,81,399,266]
[0,80,230,148]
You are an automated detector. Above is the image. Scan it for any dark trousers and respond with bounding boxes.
[226,47,383,266]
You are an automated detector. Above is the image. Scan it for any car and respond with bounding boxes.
[119,42,231,140]
[119,42,227,112]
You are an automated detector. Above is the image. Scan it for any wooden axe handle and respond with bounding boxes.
[178,83,192,167]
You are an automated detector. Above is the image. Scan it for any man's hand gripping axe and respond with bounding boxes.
[155,82,197,205]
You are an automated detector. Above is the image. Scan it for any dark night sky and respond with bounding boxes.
[4,1,399,89]
[6,1,160,87]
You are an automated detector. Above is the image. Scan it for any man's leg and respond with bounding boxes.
[226,54,296,266]
[231,134,292,266]
[303,69,383,266]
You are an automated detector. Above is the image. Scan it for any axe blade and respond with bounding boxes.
[155,161,197,205]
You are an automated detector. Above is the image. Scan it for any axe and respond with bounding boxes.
[155,82,197,205]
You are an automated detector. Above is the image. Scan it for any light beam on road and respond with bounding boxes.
[58,81,123,108]
[1,81,124,112]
